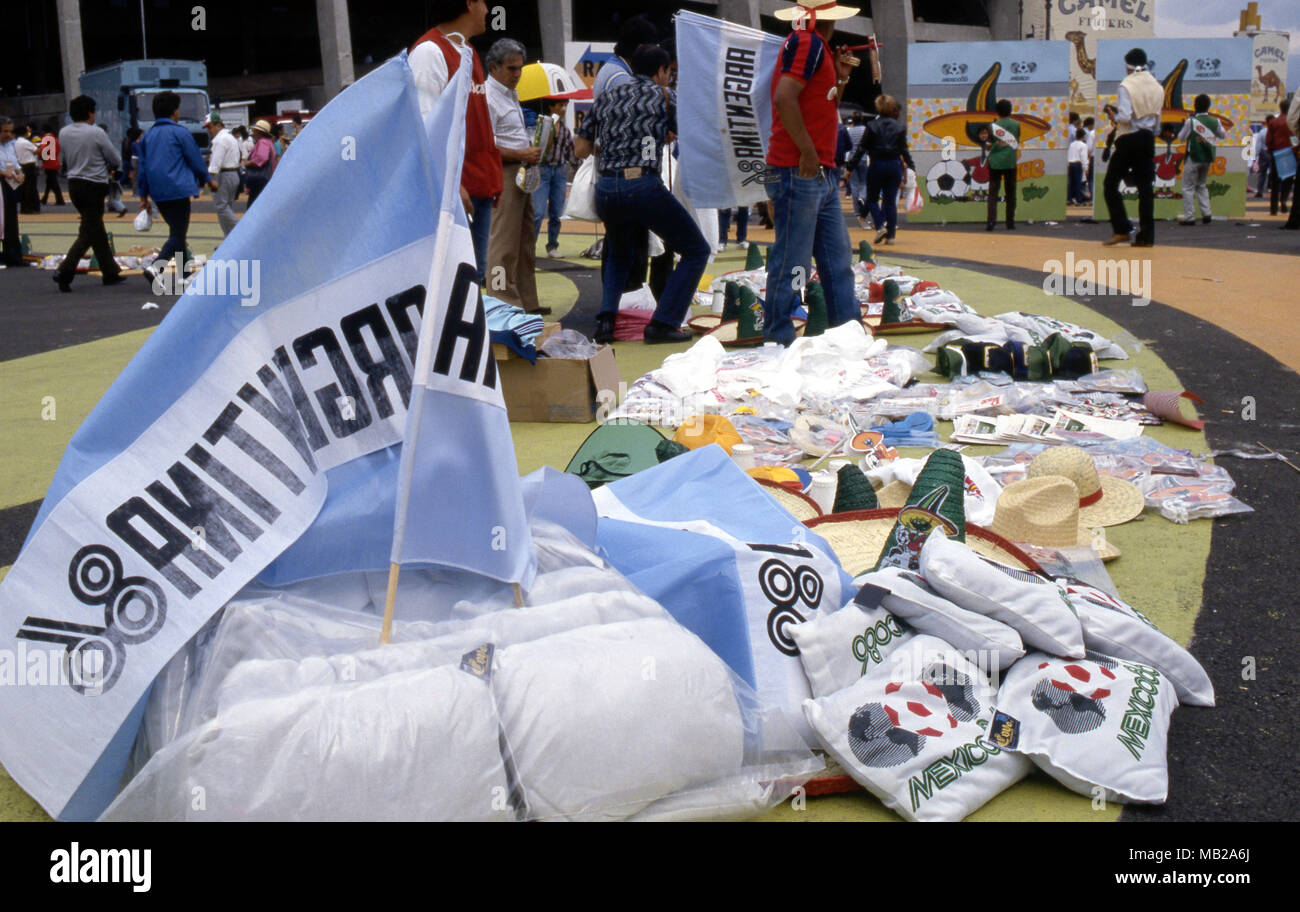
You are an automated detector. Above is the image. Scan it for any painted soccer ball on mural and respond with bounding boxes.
[926,160,970,200]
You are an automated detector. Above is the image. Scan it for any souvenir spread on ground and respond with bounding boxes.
[85,241,1244,822]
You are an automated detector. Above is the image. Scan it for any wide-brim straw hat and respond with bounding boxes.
[805,509,1045,577]
[991,476,1121,562]
[1026,445,1145,527]
[756,479,824,522]
[774,0,861,21]
[252,119,273,135]
[705,318,805,347]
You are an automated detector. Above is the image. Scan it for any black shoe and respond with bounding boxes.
[594,314,615,344]
[1006,223,1015,230]
[102,273,127,286]
[52,274,72,293]
[1133,239,1154,248]
[986,223,994,231]
[643,320,691,344]
[1202,216,1212,225]
[1177,218,1197,226]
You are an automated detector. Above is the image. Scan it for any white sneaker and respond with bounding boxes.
[739,241,749,249]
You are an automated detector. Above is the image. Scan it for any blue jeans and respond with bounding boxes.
[469,195,493,286]
[1068,162,1085,204]
[531,164,567,250]
[594,173,709,327]
[718,206,748,243]
[155,198,191,267]
[848,160,870,217]
[865,158,903,238]
[763,166,858,346]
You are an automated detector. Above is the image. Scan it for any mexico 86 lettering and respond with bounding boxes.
[14,545,166,695]
[752,546,824,657]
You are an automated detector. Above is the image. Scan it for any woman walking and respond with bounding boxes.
[845,95,914,245]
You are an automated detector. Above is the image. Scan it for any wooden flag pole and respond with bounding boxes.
[513,583,525,607]
[380,561,401,644]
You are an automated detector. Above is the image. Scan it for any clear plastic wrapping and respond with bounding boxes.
[107,522,818,822]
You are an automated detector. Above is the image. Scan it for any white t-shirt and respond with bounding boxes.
[1085,128,1097,155]
[1068,139,1088,165]
[15,136,38,166]
[410,30,467,118]
[208,128,241,174]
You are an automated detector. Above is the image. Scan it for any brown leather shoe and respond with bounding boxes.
[1102,233,1130,246]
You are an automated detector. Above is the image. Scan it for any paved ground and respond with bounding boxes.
[1,190,1298,822]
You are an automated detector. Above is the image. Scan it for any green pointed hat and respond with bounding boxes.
[722,281,742,321]
[833,464,879,513]
[736,286,764,340]
[859,241,876,265]
[803,280,829,337]
[745,243,765,271]
[881,279,905,324]
[874,449,967,571]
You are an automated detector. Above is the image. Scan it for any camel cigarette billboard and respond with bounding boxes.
[1094,38,1253,220]
[1023,0,1157,114]
[907,41,1070,223]
[1235,29,1290,123]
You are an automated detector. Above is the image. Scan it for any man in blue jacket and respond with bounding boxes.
[136,91,217,287]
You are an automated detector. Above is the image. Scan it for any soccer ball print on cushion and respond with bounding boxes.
[992,650,1180,804]
[803,636,1031,822]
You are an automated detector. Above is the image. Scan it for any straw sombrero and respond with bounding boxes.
[773,0,860,22]
[705,318,805,347]
[688,313,723,335]
[1026,446,1145,527]
[990,476,1121,562]
[756,478,823,522]
[804,509,1045,577]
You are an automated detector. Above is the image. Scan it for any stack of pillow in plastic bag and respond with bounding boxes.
[102,519,820,821]
[792,529,1213,821]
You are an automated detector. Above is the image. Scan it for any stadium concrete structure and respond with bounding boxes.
[11,0,1037,125]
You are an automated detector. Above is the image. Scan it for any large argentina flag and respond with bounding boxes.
[676,10,784,209]
[0,50,530,820]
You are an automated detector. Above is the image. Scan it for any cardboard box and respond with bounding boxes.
[495,330,622,423]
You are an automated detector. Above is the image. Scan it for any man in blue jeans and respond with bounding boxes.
[136,91,216,289]
[763,0,860,347]
[575,45,708,344]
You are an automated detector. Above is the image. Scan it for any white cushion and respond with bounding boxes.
[493,618,745,820]
[860,567,1025,670]
[920,532,1085,658]
[802,636,1031,822]
[1058,579,1214,707]
[992,650,1179,804]
[790,595,914,699]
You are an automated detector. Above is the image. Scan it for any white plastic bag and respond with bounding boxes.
[900,171,924,215]
[133,208,153,232]
[563,156,598,221]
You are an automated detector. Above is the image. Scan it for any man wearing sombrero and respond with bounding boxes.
[762,0,861,346]
[1102,48,1162,248]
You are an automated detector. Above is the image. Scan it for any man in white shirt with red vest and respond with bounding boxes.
[409,0,503,287]
[1102,47,1163,248]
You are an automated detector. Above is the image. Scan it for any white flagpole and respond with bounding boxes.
[383,46,473,644]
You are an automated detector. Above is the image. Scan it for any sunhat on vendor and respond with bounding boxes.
[773,0,861,24]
